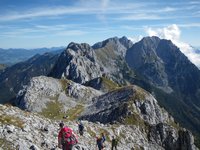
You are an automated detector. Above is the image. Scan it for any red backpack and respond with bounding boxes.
[61,127,78,146]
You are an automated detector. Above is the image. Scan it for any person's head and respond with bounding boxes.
[112,136,114,139]
[59,122,64,128]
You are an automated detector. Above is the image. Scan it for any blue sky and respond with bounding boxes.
[0,0,200,48]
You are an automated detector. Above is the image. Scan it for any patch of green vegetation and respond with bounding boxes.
[119,131,126,141]
[65,104,84,121]
[40,100,84,121]
[60,79,71,90]
[194,135,200,149]
[95,45,117,64]
[168,119,180,130]
[0,138,15,149]
[124,112,145,127]
[0,114,24,128]
[131,87,146,101]
[40,100,65,120]
[87,127,96,137]
[123,100,148,131]
[101,77,119,91]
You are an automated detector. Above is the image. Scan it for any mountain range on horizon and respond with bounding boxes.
[0,37,200,70]
[0,35,200,149]
[0,47,64,66]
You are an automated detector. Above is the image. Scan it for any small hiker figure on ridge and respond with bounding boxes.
[96,136,103,150]
[111,136,118,150]
[77,120,84,136]
[96,132,106,150]
[101,132,106,147]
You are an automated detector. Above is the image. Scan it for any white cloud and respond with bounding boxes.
[0,7,89,21]
[128,35,143,43]
[117,14,162,21]
[146,24,180,41]
[0,1,178,22]
[146,24,200,68]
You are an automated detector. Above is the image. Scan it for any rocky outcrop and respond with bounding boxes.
[50,36,134,85]
[12,76,198,149]
[92,36,133,57]
[81,85,170,124]
[1,36,200,149]
[0,104,88,149]
[148,123,197,150]
[93,37,135,85]
[16,76,63,112]
[125,36,171,91]
[84,77,119,93]
[125,36,200,139]
[0,52,59,104]
[15,76,102,112]
[50,42,103,84]
[81,85,198,149]
[1,89,198,149]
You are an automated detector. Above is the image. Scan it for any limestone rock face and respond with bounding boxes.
[16,76,63,112]
[0,52,59,104]
[0,103,198,150]
[1,36,199,149]
[93,36,134,85]
[80,85,198,149]
[15,76,102,112]
[50,36,133,85]
[82,85,169,125]
[10,77,199,149]
[125,36,200,137]
[148,123,197,150]
[50,42,103,84]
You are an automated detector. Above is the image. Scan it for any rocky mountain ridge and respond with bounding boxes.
[1,104,196,150]
[1,75,198,149]
[0,52,59,104]
[125,36,200,141]
[0,36,200,148]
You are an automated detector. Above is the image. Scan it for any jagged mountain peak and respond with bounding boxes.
[134,36,161,52]
[50,42,103,83]
[125,35,199,91]
[141,36,160,42]
[67,42,92,52]
[92,36,133,50]
[50,36,133,84]
[119,36,133,49]
[92,36,119,49]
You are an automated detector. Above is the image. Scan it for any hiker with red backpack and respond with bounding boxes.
[58,122,78,150]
